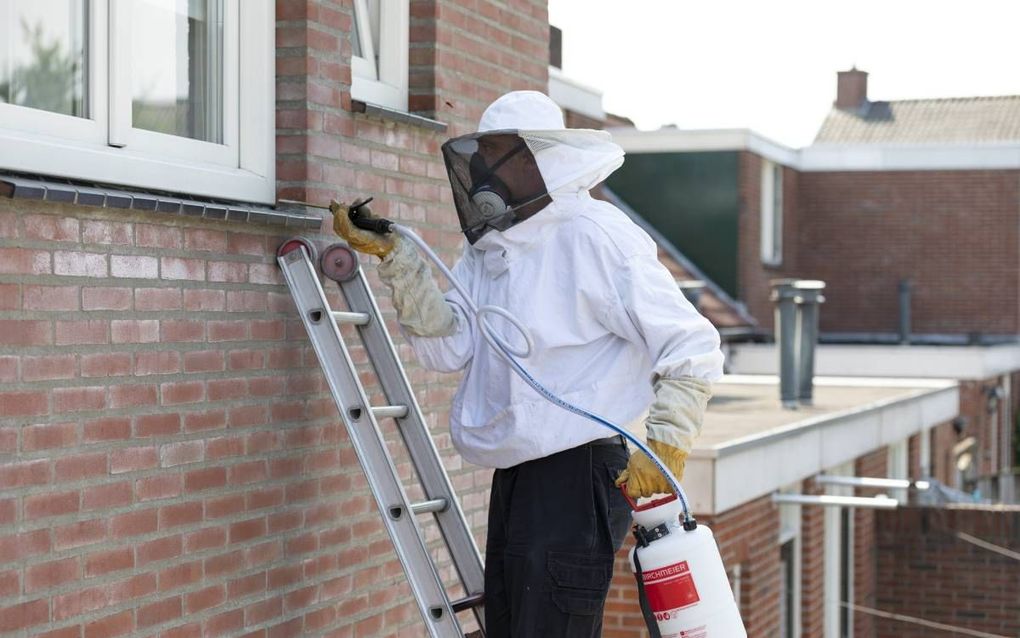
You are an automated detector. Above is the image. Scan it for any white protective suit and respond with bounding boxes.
[384,91,724,469]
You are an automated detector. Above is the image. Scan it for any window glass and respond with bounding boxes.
[760,159,783,265]
[779,540,795,638]
[351,10,363,57]
[350,0,407,110]
[772,162,783,255]
[366,0,381,58]
[0,0,88,117]
[839,507,851,638]
[131,0,223,143]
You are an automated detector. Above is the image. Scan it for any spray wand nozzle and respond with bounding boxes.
[348,197,395,234]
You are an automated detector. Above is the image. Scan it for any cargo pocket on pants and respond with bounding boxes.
[546,550,614,616]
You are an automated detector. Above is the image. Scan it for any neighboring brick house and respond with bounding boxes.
[603,68,1020,637]
[610,69,1020,344]
[610,69,1020,501]
[550,61,1013,638]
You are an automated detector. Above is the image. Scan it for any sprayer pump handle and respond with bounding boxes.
[619,483,678,512]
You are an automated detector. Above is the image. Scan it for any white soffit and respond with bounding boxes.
[610,128,1020,172]
[727,344,1020,381]
[800,142,1020,171]
[548,66,605,121]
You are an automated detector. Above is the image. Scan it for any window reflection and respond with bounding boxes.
[0,0,88,118]
[131,0,223,143]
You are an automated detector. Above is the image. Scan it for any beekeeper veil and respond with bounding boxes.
[442,91,625,244]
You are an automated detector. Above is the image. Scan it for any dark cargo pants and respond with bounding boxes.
[484,437,632,637]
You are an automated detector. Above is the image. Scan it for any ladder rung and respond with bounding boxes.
[451,593,485,613]
[332,310,370,325]
[372,405,408,419]
[410,498,449,515]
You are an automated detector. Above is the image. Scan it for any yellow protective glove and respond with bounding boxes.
[615,439,688,498]
[330,199,395,259]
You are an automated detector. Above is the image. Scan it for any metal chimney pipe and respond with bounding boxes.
[770,279,800,409]
[898,279,912,345]
[794,280,826,406]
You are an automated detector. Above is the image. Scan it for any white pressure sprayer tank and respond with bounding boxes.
[628,494,746,638]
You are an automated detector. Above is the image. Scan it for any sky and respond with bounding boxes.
[548,0,1020,148]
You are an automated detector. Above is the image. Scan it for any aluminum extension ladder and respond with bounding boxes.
[276,237,485,638]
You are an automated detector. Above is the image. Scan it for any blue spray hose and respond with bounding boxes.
[392,224,696,525]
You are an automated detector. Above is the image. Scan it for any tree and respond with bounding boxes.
[0,18,84,117]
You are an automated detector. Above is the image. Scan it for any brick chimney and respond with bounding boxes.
[835,67,868,110]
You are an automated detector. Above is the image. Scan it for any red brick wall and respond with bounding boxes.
[738,152,802,334]
[564,110,604,130]
[960,380,997,481]
[914,376,1013,495]
[930,421,961,488]
[795,170,1020,337]
[875,507,1020,638]
[737,164,1020,337]
[853,448,887,638]
[0,1,549,636]
[408,0,550,137]
[799,478,826,638]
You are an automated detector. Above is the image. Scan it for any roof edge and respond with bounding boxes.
[599,186,759,328]
[612,127,1020,172]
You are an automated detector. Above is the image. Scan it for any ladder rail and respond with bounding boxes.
[278,246,465,637]
[339,266,487,630]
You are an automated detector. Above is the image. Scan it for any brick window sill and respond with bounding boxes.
[351,100,448,133]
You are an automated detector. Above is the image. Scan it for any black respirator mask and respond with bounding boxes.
[442,131,551,244]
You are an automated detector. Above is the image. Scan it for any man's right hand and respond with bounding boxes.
[615,439,688,498]
[330,199,395,259]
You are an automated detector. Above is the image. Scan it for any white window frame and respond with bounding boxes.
[760,158,784,266]
[777,483,802,638]
[1001,376,1012,483]
[729,563,742,605]
[351,0,408,111]
[918,426,932,478]
[823,463,854,638]
[887,439,909,505]
[0,0,275,204]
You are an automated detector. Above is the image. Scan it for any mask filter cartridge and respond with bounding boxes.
[470,187,508,220]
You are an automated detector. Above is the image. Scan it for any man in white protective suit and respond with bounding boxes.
[331,90,724,637]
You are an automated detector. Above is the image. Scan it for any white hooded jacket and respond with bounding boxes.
[404,91,724,468]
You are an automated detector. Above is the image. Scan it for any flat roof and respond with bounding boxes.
[641,375,959,515]
[696,376,956,452]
